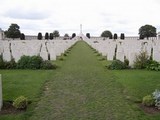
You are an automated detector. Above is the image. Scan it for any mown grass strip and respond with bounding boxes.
[30,41,156,120]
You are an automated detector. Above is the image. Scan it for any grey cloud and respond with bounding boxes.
[153,0,160,4]
[5,8,50,20]
[117,20,129,25]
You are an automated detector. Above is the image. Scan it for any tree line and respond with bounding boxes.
[4,24,77,40]
[101,24,157,40]
[4,23,157,40]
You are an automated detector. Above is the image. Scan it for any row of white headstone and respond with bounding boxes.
[0,39,78,62]
[0,39,78,111]
[85,38,160,66]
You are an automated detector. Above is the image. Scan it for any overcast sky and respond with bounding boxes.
[0,0,160,36]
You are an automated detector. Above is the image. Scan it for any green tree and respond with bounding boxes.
[139,24,157,39]
[120,33,125,40]
[101,30,112,39]
[64,33,69,40]
[37,32,42,40]
[71,33,76,38]
[109,35,112,39]
[64,33,69,38]
[45,32,49,40]
[20,33,25,40]
[86,33,90,38]
[49,33,53,40]
[53,30,60,38]
[5,23,21,39]
[113,33,118,40]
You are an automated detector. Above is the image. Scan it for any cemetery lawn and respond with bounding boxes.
[0,70,54,120]
[112,70,160,101]
[29,41,160,120]
[1,41,160,120]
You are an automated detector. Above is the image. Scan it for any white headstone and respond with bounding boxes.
[157,32,160,40]
[129,52,137,66]
[0,28,4,40]
[0,29,2,40]
[2,41,11,61]
[116,43,124,61]
[0,74,2,111]
[40,43,48,60]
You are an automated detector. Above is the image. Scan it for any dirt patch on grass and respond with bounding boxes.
[0,101,26,115]
[139,104,160,115]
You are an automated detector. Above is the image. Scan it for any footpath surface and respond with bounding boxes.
[29,41,149,120]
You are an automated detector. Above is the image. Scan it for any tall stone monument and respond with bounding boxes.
[78,24,87,40]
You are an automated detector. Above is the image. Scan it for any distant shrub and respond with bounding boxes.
[4,58,17,69]
[94,50,98,53]
[45,32,49,40]
[0,56,16,69]
[120,33,125,39]
[17,55,55,69]
[71,33,76,39]
[63,53,67,56]
[108,60,127,70]
[13,96,28,109]
[20,33,25,40]
[133,51,149,69]
[41,60,57,69]
[1,55,56,70]
[86,33,90,39]
[38,32,42,40]
[17,56,31,69]
[97,53,101,56]
[59,57,64,61]
[99,57,106,61]
[142,95,155,107]
[50,33,53,40]
[0,55,5,69]
[124,58,129,67]
[153,89,160,109]
[146,60,160,71]
[29,56,43,69]
[113,33,118,40]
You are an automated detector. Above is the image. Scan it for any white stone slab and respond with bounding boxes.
[0,74,2,111]
[40,42,48,60]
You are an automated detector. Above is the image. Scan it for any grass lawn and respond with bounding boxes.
[1,41,160,120]
[112,70,160,119]
[29,41,160,120]
[0,70,55,120]
[112,70,160,100]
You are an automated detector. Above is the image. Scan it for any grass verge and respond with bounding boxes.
[0,70,54,120]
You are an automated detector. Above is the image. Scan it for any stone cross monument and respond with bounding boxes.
[80,24,82,34]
